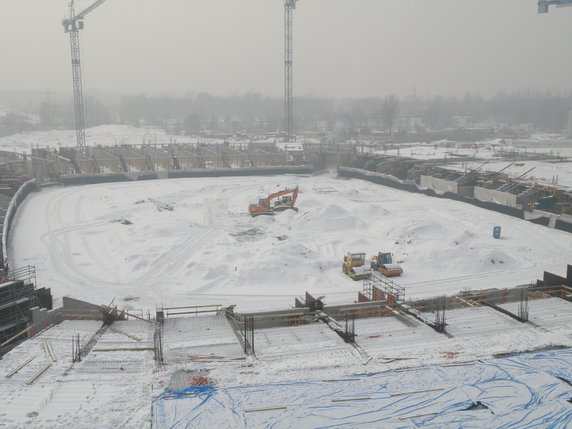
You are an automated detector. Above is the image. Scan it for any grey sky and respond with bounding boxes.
[1,0,572,98]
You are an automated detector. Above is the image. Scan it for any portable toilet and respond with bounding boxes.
[493,226,501,239]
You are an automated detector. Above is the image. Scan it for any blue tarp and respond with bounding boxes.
[153,349,572,428]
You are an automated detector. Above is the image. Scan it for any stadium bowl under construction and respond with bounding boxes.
[0,151,571,428]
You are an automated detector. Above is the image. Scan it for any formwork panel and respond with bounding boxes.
[354,316,447,358]
[162,314,244,362]
[253,322,358,364]
[427,306,521,337]
[500,297,572,328]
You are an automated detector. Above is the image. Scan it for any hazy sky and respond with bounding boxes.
[1,0,572,98]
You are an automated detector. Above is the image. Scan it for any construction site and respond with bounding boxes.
[0,118,571,429]
[0,159,568,427]
[0,264,570,427]
[0,0,571,426]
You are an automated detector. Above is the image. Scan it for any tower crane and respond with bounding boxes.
[538,0,572,13]
[62,0,108,153]
[284,0,297,142]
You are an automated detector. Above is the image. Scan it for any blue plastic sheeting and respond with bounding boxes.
[153,349,572,428]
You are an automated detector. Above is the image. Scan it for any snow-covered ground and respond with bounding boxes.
[3,169,572,428]
[0,124,239,154]
[380,137,572,161]
[2,126,572,428]
[378,138,572,188]
[9,174,572,312]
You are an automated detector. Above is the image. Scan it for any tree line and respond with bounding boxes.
[2,89,572,138]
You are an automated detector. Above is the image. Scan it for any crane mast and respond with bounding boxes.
[284,0,297,142]
[68,2,87,153]
[62,0,108,153]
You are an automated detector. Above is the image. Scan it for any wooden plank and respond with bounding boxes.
[322,378,360,382]
[58,314,102,320]
[331,397,372,403]
[244,407,287,413]
[398,412,438,421]
[456,297,476,307]
[440,362,475,368]
[163,305,222,310]
[390,388,444,397]
[163,392,200,399]
[5,356,35,378]
[43,340,57,362]
[0,324,34,348]
[108,327,142,342]
[26,363,52,385]
[249,312,306,320]
[166,309,221,316]
[339,304,388,313]
[92,347,155,352]
[101,305,151,323]
[394,367,429,373]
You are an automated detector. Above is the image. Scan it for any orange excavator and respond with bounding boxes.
[248,187,299,216]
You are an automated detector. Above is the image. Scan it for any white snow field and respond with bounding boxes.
[8,174,572,312]
[0,125,186,154]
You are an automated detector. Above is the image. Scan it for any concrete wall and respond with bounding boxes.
[556,217,572,233]
[338,167,525,220]
[60,165,314,186]
[458,186,475,198]
[1,179,37,269]
[419,175,458,195]
[29,296,108,337]
[474,187,519,208]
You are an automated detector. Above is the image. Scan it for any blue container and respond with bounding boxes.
[493,226,501,239]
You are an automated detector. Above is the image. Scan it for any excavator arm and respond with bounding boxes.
[263,187,299,207]
[249,187,299,216]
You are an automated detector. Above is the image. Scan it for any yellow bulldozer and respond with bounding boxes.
[342,252,371,281]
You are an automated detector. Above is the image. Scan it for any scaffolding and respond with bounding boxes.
[0,280,37,350]
[363,271,406,302]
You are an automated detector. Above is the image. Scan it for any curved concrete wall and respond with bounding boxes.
[339,166,572,234]
[339,166,528,219]
[1,179,36,270]
[59,165,314,186]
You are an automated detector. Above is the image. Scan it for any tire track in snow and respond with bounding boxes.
[40,187,108,288]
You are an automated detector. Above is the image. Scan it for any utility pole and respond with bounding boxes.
[284,0,297,142]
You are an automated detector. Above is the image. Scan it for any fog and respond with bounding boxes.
[1,0,572,98]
